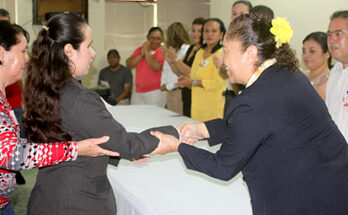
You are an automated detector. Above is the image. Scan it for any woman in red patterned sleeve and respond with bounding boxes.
[0,21,119,215]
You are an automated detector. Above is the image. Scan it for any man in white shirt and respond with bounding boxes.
[326,10,348,141]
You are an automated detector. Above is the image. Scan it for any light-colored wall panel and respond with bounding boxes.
[0,0,15,21]
[104,1,155,66]
[81,0,105,87]
[158,0,210,31]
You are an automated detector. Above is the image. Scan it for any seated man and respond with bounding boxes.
[98,49,132,105]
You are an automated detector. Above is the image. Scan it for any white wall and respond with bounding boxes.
[0,0,15,20]
[7,0,105,88]
[82,0,105,87]
[210,0,346,70]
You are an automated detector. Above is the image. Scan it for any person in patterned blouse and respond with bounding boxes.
[0,21,119,214]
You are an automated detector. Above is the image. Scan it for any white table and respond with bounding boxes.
[107,105,252,215]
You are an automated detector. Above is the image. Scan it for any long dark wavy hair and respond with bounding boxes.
[225,14,299,71]
[24,13,86,142]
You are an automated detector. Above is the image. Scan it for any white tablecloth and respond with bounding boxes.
[106,105,252,215]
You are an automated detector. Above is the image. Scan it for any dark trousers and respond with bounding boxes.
[181,87,191,117]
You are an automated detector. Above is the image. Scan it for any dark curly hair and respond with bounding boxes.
[225,14,299,72]
[24,13,86,142]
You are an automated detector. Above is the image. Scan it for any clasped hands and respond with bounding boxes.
[149,122,209,156]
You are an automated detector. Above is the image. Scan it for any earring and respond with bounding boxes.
[203,40,206,45]
[219,39,222,45]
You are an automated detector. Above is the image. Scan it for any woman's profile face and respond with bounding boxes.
[0,34,29,86]
[69,25,96,78]
[147,30,163,50]
[302,39,330,71]
[223,38,252,84]
[191,24,202,44]
[203,21,223,47]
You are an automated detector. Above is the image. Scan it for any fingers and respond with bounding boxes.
[91,136,119,156]
[92,136,119,157]
[150,131,180,156]
[77,136,120,157]
[92,136,110,145]
[132,156,151,164]
[150,130,164,140]
[179,122,202,144]
[100,148,120,157]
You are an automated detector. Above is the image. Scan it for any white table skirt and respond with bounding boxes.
[106,105,252,215]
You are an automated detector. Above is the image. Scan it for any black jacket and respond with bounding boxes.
[179,65,348,215]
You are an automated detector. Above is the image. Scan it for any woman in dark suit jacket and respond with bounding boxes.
[151,15,348,215]
[23,14,178,215]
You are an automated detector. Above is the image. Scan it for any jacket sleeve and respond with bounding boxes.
[62,89,178,160]
[204,118,230,146]
[178,101,270,181]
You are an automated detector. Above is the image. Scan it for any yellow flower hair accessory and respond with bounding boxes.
[270,17,293,48]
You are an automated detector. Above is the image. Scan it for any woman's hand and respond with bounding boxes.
[77,136,120,157]
[179,122,210,143]
[141,41,150,56]
[150,131,181,155]
[166,47,177,63]
[162,46,178,64]
[160,84,167,91]
[213,54,223,69]
[177,75,192,88]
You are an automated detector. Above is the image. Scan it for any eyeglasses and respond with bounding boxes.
[148,36,162,41]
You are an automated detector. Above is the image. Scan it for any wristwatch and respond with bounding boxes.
[192,80,198,87]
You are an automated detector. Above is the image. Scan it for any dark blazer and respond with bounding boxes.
[178,65,348,215]
[27,79,179,215]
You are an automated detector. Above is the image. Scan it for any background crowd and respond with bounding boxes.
[1,0,348,214]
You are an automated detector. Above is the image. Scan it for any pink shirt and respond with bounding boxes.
[131,46,164,93]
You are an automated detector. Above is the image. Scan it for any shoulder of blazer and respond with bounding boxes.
[60,79,100,108]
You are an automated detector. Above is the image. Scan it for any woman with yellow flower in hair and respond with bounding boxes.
[150,14,348,214]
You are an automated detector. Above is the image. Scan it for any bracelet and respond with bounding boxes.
[175,57,179,62]
[192,80,198,87]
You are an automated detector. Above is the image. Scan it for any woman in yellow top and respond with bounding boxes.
[178,18,226,122]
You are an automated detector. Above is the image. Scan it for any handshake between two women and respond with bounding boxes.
[149,122,210,156]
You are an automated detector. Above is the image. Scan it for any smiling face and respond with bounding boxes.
[69,25,96,78]
[327,17,348,66]
[203,20,223,47]
[191,24,202,44]
[302,39,330,71]
[0,33,29,86]
[147,30,163,50]
[223,38,254,84]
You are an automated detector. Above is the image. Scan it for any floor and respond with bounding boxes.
[11,169,38,215]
